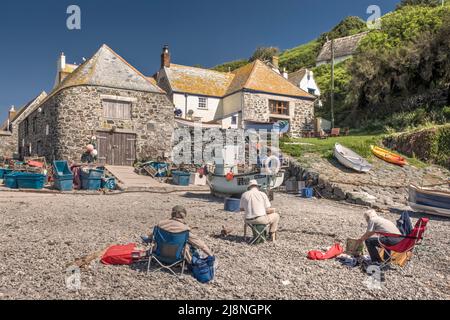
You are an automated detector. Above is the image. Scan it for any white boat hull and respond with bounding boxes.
[208,171,285,196]
[408,201,450,218]
[334,143,372,173]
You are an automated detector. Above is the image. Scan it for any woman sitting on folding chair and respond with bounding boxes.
[357,210,402,266]
[144,205,213,264]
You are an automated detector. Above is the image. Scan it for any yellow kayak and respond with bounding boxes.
[370,145,408,166]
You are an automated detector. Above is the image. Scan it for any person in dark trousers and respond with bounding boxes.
[357,210,403,264]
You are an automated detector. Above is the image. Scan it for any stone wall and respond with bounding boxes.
[18,86,175,163]
[0,132,16,158]
[242,92,315,138]
[383,124,450,169]
[242,93,270,123]
[290,100,315,137]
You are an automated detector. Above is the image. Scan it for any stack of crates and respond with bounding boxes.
[81,168,104,190]
[53,161,74,191]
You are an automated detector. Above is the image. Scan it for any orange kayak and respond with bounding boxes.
[370,145,408,166]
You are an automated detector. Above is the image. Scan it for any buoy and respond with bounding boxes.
[226,172,234,182]
[263,156,281,175]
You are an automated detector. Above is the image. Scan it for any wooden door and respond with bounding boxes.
[96,132,136,166]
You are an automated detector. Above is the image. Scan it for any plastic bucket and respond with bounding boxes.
[301,187,314,198]
[224,197,241,212]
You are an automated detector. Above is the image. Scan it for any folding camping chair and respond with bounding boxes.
[244,223,270,245]
[376,217,429,272]
[147,227,189,277]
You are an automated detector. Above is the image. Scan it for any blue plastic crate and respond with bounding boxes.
[101,177,116,190]
[53,160,72,177]
[81,169,104,180]
[16,173,46,190]
[0,168,13,179]
[81,177,102,190]
[54,177,73,191]
[172,171,190,186]
[4,172,19,189]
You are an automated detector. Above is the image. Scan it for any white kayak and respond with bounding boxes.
[334,143,372,173]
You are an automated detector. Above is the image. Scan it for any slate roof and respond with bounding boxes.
[316,32,368,63]
[163,64,234,97]
[163,60,314,99]
[288,68,307,86]
[58,45,165,94]
[1,92,47,130]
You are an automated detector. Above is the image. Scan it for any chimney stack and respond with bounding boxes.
[161,45,171,68]
[58,52,66,72]
[8,105,16,122]
[283,67,289,79]
[271,56,279,70]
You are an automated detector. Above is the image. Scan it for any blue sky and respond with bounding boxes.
[0,0,398,122]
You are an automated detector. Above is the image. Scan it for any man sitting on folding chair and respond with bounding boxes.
[144,205,213,275]
[240,180,280,244]
[357,210,402,268]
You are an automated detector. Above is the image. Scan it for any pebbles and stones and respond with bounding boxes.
[0,191,449,300]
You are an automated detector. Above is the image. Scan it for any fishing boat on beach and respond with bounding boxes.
[208,167,285,197]
[334,143,372,173]
[408,185,450,218]
[371,145,407,166]
[207,146,285,197]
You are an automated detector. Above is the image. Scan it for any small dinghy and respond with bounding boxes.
[334,143,372,173]
[408,185,450,218]
[371,145,407,166]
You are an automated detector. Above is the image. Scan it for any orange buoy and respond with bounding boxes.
[226,172,234,181]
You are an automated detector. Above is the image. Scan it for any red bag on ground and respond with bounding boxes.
[101,243,139,265]
[307,243,344,260]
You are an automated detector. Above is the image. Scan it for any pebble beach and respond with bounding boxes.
[0,190,448,300]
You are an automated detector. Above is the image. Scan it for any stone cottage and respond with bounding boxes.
[18,45,174,166]
[0,92,47,158]
[155,46,316,137]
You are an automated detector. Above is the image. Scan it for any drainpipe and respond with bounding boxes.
[185,93,188,119]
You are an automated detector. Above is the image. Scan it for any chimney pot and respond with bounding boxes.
[8,105,17,123]
[161,45,171,68]
[271,56,279,70]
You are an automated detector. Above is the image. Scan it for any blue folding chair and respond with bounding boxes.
[147,227,189,277]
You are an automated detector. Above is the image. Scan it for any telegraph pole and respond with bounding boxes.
[330,38,335,129]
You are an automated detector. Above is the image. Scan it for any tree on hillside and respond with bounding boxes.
[249,47,280,62]
[318,16,367,42]
[397,0,441,9]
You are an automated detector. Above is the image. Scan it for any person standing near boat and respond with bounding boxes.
[240,180,280,241]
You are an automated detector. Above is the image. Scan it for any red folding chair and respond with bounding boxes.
[376,217,429,271]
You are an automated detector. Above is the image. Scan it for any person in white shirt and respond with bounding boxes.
[240,180,280,241]
[357,210,402,263]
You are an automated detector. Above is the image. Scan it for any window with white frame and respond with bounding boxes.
[198,97,208,110]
